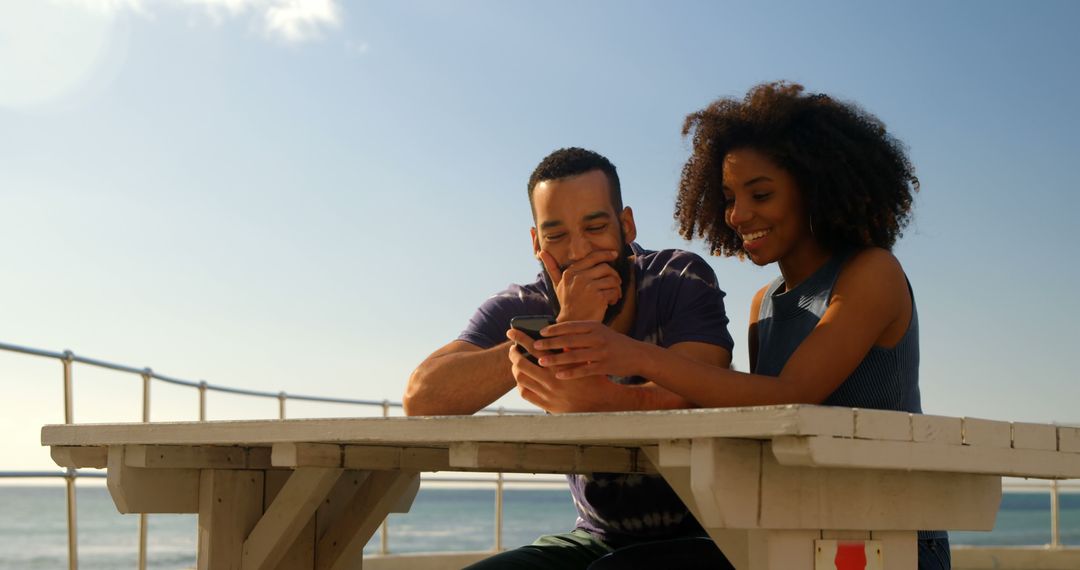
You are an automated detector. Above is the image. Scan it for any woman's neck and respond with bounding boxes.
[777,240,833,291]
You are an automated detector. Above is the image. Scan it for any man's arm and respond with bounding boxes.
[403,340,515,416]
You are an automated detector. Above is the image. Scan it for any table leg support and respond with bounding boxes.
[315,470,420,570]
[242,467,343,570]
[198,469,265,570]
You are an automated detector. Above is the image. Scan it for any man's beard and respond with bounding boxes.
[541,240,634,326]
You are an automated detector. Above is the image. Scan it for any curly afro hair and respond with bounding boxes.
[675,81,918,256]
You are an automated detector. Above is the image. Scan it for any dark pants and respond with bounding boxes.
[465,531,951,569]
[462,531,730,570]
[919,536,952,570]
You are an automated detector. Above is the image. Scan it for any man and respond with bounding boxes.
[404,147,735,568]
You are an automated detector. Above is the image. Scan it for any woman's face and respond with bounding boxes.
[721,148,813,266]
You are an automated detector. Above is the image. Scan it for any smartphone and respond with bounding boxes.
[510,315,556,365]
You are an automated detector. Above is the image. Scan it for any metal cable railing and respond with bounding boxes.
[0,339,543,570]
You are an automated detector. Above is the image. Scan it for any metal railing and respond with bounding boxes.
[998,479,1079,549]
[0,340,542,570]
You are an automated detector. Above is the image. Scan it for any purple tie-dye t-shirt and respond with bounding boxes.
[457,243,735,545]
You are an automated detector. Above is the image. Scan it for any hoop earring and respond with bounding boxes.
[809,214,815,236]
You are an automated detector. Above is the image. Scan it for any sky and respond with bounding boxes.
[1,0,1078,473]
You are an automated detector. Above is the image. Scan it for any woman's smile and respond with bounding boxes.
[740,228,771,250]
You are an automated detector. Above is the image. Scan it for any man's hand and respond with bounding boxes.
[539,249,621,322]
[530,320,647,380]
[506,328,623,413]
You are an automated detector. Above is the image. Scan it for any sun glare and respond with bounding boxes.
[0,0,121,110]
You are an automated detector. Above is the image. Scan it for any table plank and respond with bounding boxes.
[772,435,1080,478]
[41,405,854,447]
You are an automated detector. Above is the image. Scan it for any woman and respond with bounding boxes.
[511,82,951,568]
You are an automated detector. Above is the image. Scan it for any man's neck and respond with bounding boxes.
[606,260,637,335]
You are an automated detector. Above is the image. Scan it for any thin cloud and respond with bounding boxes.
[264,0,340,43]
[59,0,343,43]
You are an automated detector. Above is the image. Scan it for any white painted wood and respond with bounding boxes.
[107,446,199,514]
[745,530,818,569]
[342,446,453,471]
[316,471,420,570]
[272,443,342,467]
[854,409,912,442]
[815,539,883,569]
[912,415,962,445]
[198,469,264,570]
[39,405,860,448]
[1060,426,1080,453]
[645,442,753,569]
[870,531,917,569]
[241,468,343,570]
[1011,423,1057,451]
[398,448,451,471]
[761,443,1001,530]
[45,406,1080,570]
[263,470,315,570]
[247,447,273,469]
[389,472,420,514]
[316,471,371,543]
[963,418,1012,448]
[790,406,856,438]
[51,446,107,468]
[705,531,752,570]
[449,443,655,474]
[643,441,695,517]
[821,530,872,540]
[689,438,762,529]
[126,445,246,469]
[772,435,1080,478]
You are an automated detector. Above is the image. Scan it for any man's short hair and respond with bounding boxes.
[527,147,623,218]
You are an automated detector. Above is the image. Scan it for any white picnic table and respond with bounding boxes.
[42,405,1080,569]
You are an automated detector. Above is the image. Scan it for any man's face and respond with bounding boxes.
[529,170,636,322]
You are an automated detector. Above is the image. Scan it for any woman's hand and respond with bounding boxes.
[505,329,626,413]
[527,320,648,380]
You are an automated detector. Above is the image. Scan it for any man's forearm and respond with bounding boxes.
[403,342,515,416]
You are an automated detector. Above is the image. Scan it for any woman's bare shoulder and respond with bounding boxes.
[832,247,911,330]
[749,284,770,325]
[842,247,907,288]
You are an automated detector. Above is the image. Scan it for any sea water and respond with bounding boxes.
[0,486,1076,569]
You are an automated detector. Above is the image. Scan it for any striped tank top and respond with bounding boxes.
[755,250,922,412]
[755,250,946,541]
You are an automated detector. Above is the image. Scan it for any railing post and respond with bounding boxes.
[198,380,207,421]
[494,407,505,552]
[380,400,391,555]
[62,351,74,424]
[65,468,79,570]
[1050,479,1061,548]
[61,351,78,570]
[278,392,287,420]
[138,369,152,570]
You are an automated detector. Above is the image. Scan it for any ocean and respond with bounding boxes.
[0,486,1076,569]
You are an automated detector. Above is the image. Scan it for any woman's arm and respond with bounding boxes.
[534,249,912,407]
[506,331,731,413]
